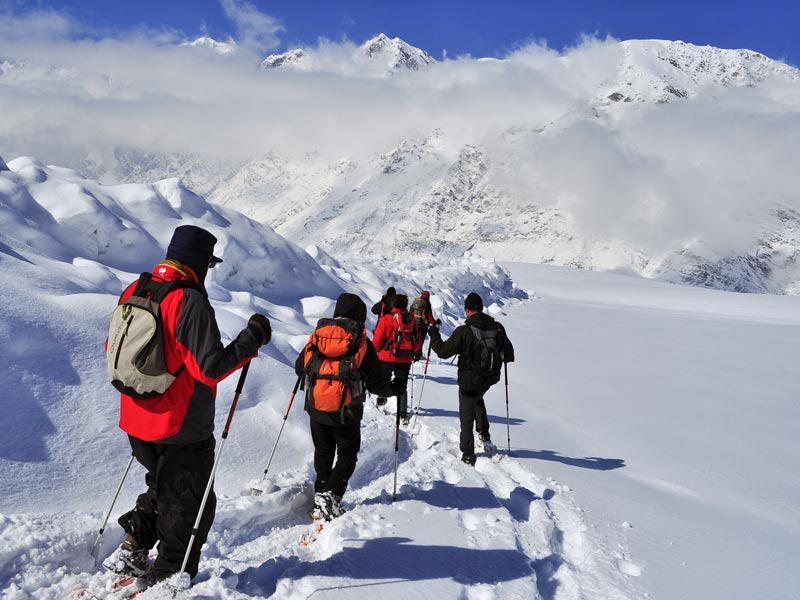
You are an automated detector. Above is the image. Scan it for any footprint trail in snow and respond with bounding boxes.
[1,358,645,599]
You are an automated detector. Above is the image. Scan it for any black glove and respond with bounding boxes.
[428,323,440,337]
[247,313,271,346]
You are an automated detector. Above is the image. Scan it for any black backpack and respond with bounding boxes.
[470,325,504,382]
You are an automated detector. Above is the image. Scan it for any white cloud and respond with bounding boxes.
[219,0,284,53]
[0,16,798,258]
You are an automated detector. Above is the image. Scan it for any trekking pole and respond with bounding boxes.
[88,453,135,564]
[409,361,415,414]
[392,402,401,502]
[409,345,432,433]
[250,374,303,496]
[172,361,250,594]
[504,362,511,453]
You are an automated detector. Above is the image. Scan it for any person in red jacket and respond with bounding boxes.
[372,294,422,425]
[104,225,270,584]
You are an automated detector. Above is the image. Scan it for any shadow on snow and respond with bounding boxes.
[509,449,626,471]
[233,537,533,597]
[417,407,526,426]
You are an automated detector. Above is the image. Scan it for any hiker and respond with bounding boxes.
[371,286,396,318]
[295,292,398,521]
[372,294,421,426]
[410,290,436,359]
[104,225,271,584]
[428,292,514,466]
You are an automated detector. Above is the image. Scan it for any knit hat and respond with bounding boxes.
[464,292,483,311]
[166,225,222,282]
[334,293,367,324]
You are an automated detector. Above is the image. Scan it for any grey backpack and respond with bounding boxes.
[106,273,190,399]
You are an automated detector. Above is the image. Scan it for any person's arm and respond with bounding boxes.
[360,340,395,397]
[295,345,307,377]
[175,289,262,385]
[429,325,464,360]
[371,299,383,316]
[372,314,390,353]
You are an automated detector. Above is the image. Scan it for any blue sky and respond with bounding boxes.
[13,0,800,64]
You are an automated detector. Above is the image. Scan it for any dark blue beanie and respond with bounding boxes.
[166,225,222,282]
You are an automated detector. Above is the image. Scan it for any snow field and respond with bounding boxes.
[1,351,643,599]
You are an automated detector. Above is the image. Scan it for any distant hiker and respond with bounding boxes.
[371,286,397,318]
[372,294,422,425]
[428,292,514,466]
[104,225,271,584]
[296,292,398,521]
[410,290,436,359]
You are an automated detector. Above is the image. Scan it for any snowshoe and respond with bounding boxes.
[311,491,345,522]
[102,533,149,577]
[481,436,497,455]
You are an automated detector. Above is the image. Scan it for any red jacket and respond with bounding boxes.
[114,260,259,443]
[373,308,424,364]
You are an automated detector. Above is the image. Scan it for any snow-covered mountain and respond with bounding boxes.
[3,35,798,294]
[597,39,798,106]
[262,33,436,76]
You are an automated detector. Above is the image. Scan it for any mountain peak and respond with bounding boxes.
[360,33,436,71]
[262,33,435,76]
[182,36,237,56]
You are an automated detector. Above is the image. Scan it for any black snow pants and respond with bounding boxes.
[117,435,216,579]
[309,417,361,498]
[458,391,490,456]
[380,362,411,418]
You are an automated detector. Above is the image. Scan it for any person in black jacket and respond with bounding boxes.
[428,292,514,466]
[295,293,398,520]
[370,286,396,318]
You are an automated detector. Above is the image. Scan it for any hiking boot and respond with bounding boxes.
[402,415,410,427]
[103,533,149,577]
[461,453,477,466]
[479,435,496,454]
[312,491,345,522]
[376,397,387,407]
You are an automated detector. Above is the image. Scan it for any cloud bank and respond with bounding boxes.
[0,7,799,257]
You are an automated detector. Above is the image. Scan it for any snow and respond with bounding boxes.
[2,164,798,598]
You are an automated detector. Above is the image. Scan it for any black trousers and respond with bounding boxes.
[309,417,361,498]
[118,435,216,579]
[459,391,490,456]
[380,361,411,417]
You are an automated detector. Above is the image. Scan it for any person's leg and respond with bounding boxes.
[475,396,491,440]
[394,364,411,418]
[325,421,362,498]
[376,361,393,406]
[150,436,216,580]
[117,436,160,550]
[458,391,478,456]
[310,417,336,493]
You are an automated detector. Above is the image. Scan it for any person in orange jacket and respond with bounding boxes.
[372,294,422,425]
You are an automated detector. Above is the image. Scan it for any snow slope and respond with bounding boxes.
[2,256,797,599]
[0,156,523,513]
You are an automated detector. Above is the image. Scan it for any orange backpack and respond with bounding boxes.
[303,318,368,421]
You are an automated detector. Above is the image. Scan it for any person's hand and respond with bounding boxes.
[247,314,271,346]
[428,323,440,337]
